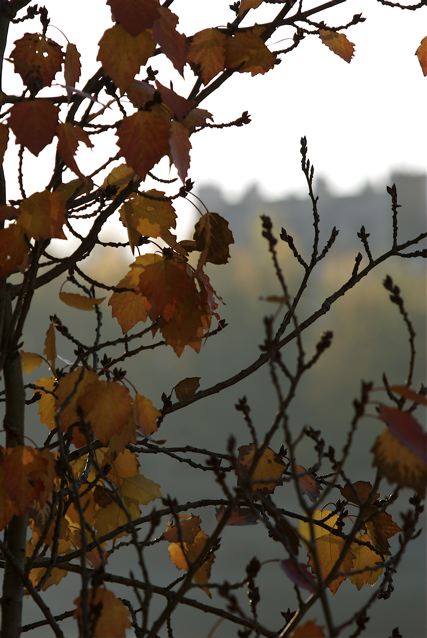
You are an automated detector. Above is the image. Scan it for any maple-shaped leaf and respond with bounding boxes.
[239,0,264,15]
[75,588,131,638]
[164,514,202,543]
[43,322,56,372]
[308,534,355,594]
[378,405,427,464]
[64,43,81,93]
[152,6,187,74]
[18,190,66,240]
[349,533,383,589]
[9,101,59,156]
[174,377,200,402]
[319,29,355,63]
[97,25,155,92]
[59,291,105,310]
[294,464,321,502]
[193,212,234,267]
[134,392,160,436]
[170,120,191,182]
[120,190,176,246]
[11,33,63,92]
[168,529,215,594]
[107,0,160,36]
[78,379,133,445]
[281,559,317,594]
[237,443,286,495]
[21,351,43,374]
[365,510,400,555]
[291,620,325,638]
[415,37,427,76]
[117,108,170,179]
[0,123,8,164]
[35,376,56,430]
[299,508,339,542]
[390,385,427,407]
[187,28,227,84]
[225,29,276,75]
[3,446,55,516]
[57,122,93,177]
[156,81,195,120]
[0,224,28,277]
[120,472,161,504]
[372,428,427,496]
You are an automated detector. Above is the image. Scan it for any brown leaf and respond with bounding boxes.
[43,323,56,372]
[18,190,66,239]
[155,81,195,120]
[109,256,152,332]
[237,443,286,495]
[57,123,93,177]
[319,29,355,63]
[194,212,234,267]
[11,33,63,92]
[59,291,105,311]
[378,405,427,464]
[0,225,28,277]
[78,380,133,445]
[365,510,400,555]
[183,107,213,131]
[169,120,191,182]
[126,79,156,109]
[187,28,227,84]
[117,108,170,179]
[55,368,99,443]
[9,101,58,156]
[415,36,427,76]
[390,385,427,407]
[120,190,176,246]
[215,505,258,526]
[174,377,200,402]
[225,29,276,75]
[107,0,160,36]
[239,0,264,15]
[64,43,81,92]
[134,393,160,436]
[372,428,427,496]
[164,514,201,543]
[291,620,325,638]
[97,25,155,91]
[294,464,321,501]
[340,481,379,506]
[153,6,187,74]
[0,123,9,164]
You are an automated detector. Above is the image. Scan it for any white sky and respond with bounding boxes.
[4,0,427,202]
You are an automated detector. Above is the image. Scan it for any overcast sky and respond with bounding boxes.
[5,1,427,201]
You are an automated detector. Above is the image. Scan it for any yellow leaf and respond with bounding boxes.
[319,29,355,63]
[78,380,133,445]
[168,529,215,594]
[18,190,66,240]
[372,428,427,496]
[35,376,56,430]
[20,351,43,374]
[120,473,161,505]
[134,393,160,436]
[308,534,355,594]
[59,291,105,310]
[349,534,383,590]
[299,509,339,543]
[225,29,276,75]
[75,588,131,638]
[237,443,286,495]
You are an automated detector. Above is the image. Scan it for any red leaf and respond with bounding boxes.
[107,0,160,36]
[169,120,191,182]
[57,123,93,177]
[117,109,170,179]
[11,33,63,92]
[153,6,187,74]
[378,405,427,464]
[9,101,58,156]
[155,81,195,120]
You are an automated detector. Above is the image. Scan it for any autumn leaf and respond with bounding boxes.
[97,25,155,91]
[134,392,160,436]
[415,36,427,75]
[299,508,339,542]
[183,107,213,131]
[107,0,160,36]
[188,28,227,84]
[215,505,258,526]
[168,529,215,594]
[117,108,170,179]
[35,376,56,430]
[78,379,133,445]
[193,212,234,268]
[239,0,264,15]
[319,29,355,63]
[291,620,325,638]
[59,291,105,311]
[126,79,155,109]
[156,81,195,120]
[109,255,154,332]
[378,405,427,464]
[390,385,427,407]
[9,101,59,156]
[174,377,200,401]
[349,534,383,589]
[152,6,187,74]
[75,588,131,638]
[43,322,56,372]
[120,473,161,505]
[341,480,379,506]
[164,514,202,543]
[11,33,63,92]
[281,558,317,594]
[20,351,43,374]
[169,120,191,181]
[64,43,81,93]
[0,225,28,277]
[102,163,136,193]
[225,29,276,75]
[18,190,66,240]
[29,566,66,591]
[120,190,176,246]
[237,443,286,495]
[0,123,8,164]
[294,464,321,502]
[365,510,400,555]
[57,122,93,177]
[308,533,355,594]
[372,427,427,495]
[55,368,99,440]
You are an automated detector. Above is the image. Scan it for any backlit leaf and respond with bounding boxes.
[299,509,339,542]
[107,0,160,36]
[55,368,99,442]
[3,446,56,516]
[120,190,176,243]
[11,33,63,92]
[59,291,105,311]
[109,256,153,332]
[372,428,427,496]
[9,101,58,156]
[156,81,195,120]
[152,6,187,74]
[415,36,427,75]
[164,514,201,543]
[194,212,234,267]
[57,123,93,177]
[102,163,136,193]
[20,351,43,374]
[378,405,427,464]
[174,377,200,402]
[225,29,276,75]
[390,385,427,406]
[237,443,286,495]
[349,534,383,589]
[18,190,66,240]
[168,529,215,594]
[0,123,8,163]
[74,588,131,638]
[0,225,28,276]
[35,376,56,430]
[281,559,317,594]
[126,79,155,109]
[365,510,400,554]
[308,534,355,594]
[340,481,379,506]
[215,505,258,526]
[120,473,161,504]
[319,29,355,63]
[291,620,325,638]
[169,120,191,181]
[294,464,321,501]
[78,380,133,445]
[43,322,56,372]
[188,28,227,84]
[97,25,155,91]
[64,42,81,92]
[117,108,170,179]
[134,392,160,436]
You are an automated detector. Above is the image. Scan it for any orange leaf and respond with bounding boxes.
[415,36,427,76]
[169,120,191,182]
[97,25,155,92]
[0,123,9,164]
[75,588,131,638]
[291,620,325,638]
[193,212,234,267]
[225,29,276,75]
[390,385,427,407]
[11,33,63,92]
[64,42,81,91]
[349,533,383,589]
[237,443,286,495]
[3,446,55,516]
[308,534,355,594]
[174,377,200,402]
[164,514,201,543]
[0,224,28,276]
[319,29,355,63]
[168,529,215,594]
[78,380,133,445]
[59,291,105,310]
[372,428,427,496]
[35,376,56,430]
[299,508,339,542]
[20,351,43,374]
[9,101,58,156]
[107,0,160,36]
[117,108,170,179]
[55,368,99,442]
[43,322,56,372]
[109,257,152,332]
[134,392,160,436]
[239,0,264,15]
[152,6,187,74]
[18,190,66,240]
[120,190,176,244]
[57,122,93,177]
[188,28,227,84]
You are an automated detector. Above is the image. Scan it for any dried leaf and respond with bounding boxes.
[57,123,93,177]
[134,392,160,436]
[239,0,264,15]
[294,464,321,501]
[187,29,227,84]
[156,81,195,120]
[168,529,215,594]
[120,473,161,504]
[390,385,427,407]
[9,101,58,156]
[0,225,28,276]
[126,79,155,109]
[194,212,234,267]
[120,190,176,245]
[291,620,325,638]
[18,190,66,240]
[78,379,133,445]
[225,29,276,75]
[365,510,400,554]
[0,123,9,163]
[3,446,55,517]
[35,376,56,430]
[319,29,355,63]
[299,509,339,542]
[415,36,427,76]
[152,6,187,74]
[372,428,427,496]
[169,120,191,181]
[341,480,379,506]
[107,0,160,36]
[43,323,56,372]
[74,588,131,638]
[237,443,286,495]
[102,163,136,192]
[281,559,317,594]
[20,351,43,374]
[174,377,200,401]
[64,42,81,91]
[59,291,105,311]
[164,514,201,543]
[11,33,63,92]
[109,260,151,333]
[215,505,258,526]
[55,368,99,442]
